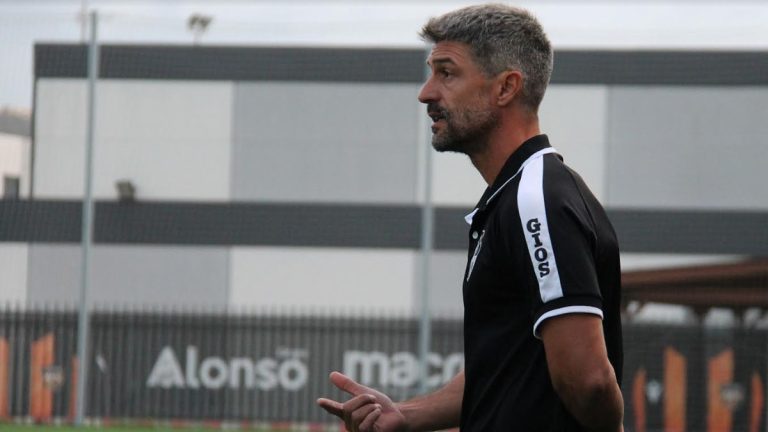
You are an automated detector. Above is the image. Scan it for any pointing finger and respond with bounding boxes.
[329,371,370,396]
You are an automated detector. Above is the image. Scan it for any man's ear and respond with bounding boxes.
[495,70,523,107]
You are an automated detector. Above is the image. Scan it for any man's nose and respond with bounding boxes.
[418,78,437,104]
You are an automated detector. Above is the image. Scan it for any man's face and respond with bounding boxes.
[418,41,499,156]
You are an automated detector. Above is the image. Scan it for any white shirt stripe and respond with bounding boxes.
[532,306,604,339]
[517,155,563,303]
[486,148,557,205]
[464,148,558,227]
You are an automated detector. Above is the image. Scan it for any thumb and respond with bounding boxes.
[329,371,370,396]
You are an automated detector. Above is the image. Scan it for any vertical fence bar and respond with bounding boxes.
[11,307,23,419]
[75,11,99,425]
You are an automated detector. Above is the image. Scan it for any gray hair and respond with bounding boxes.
[420,3,553,111]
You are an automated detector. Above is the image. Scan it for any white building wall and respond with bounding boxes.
[0,132,30,197]
[540,85,608,202]
[25,244,230,308]
[605,86,768,210]
[231,82,421,204]
[33,80,87,197]
[34,79,233,201]
[229,247,416,311]
[0,243,28,304]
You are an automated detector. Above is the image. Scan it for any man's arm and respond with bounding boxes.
[397,370,464,431]
[540,314,623,432]
[317,370,463,432]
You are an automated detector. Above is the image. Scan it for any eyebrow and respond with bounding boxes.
[427,58,457,67]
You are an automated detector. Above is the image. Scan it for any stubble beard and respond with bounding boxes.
[431,107,499,157]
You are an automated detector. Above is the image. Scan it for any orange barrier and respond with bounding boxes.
[0,338,9,420]
[633,368,647,432]
[29,333,54,422]
[664,346,686,432]
[707,349,734,432]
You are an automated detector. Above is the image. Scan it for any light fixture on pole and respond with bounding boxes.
[187,14,213,46]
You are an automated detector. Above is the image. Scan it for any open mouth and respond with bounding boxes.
[428,111,446,123]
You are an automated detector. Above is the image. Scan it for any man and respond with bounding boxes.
[318,4,623,431]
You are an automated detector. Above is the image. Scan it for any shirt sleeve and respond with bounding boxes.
[516,155,603,339]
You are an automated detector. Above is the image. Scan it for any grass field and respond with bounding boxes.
[0,428,258,432]
[0,428,215,432]
[0,426,294,432]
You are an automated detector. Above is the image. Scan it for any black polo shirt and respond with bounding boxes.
[460,135,623,431]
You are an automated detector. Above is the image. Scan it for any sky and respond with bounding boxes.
[1,0,768,109]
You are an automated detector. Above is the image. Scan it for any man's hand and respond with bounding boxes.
[317,372,408,432]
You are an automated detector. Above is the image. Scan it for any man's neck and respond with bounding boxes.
[469,114,541,185]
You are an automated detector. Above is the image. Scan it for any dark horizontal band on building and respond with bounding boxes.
[35,44,768,86]
[1,200,767,255]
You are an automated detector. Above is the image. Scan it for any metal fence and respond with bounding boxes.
[0,307,464,424]
[0,306,765,431]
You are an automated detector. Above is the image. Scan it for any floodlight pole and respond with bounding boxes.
[417,45,434,394]
[75,10,99,426]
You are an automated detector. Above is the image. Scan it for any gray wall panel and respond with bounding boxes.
[26,244,80,305]
[232,82,421,203]
[606,87,768,209]
[27,244,229,307]
[423,251,466,314]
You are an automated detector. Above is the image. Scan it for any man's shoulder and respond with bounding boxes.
[491,152,589,210]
